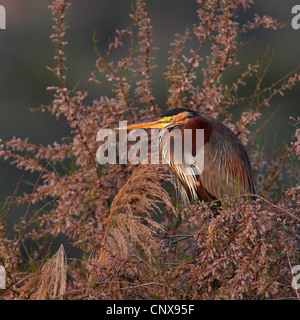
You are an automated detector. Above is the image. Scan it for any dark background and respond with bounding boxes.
[0,0,299,229]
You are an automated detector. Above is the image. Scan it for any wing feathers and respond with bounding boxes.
[198,131,256,201]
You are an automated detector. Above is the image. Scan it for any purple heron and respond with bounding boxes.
[122,108,256,204]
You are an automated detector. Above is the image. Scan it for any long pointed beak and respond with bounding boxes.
[118,119,169,130]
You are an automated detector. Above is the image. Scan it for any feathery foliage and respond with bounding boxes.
[0,0,299,299]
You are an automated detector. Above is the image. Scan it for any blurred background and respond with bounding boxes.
[0,0,299,231]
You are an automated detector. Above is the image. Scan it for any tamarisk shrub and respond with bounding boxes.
[0,0,299,299]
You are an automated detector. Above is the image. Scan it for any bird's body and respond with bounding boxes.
[122,108,256,203]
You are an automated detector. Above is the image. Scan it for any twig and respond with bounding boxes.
[111,281,163,294]
[248,104,281,142]
[164,234,194,245]
[4,175,23,232]
[0,175,23,272]
[253,194,300,223]
[203,193,300,223]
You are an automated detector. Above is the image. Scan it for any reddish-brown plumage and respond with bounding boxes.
[184,116,214,146]
[159,108,256,202]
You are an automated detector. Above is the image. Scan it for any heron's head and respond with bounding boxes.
[118,108,203,201]
[118,108,199,130]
